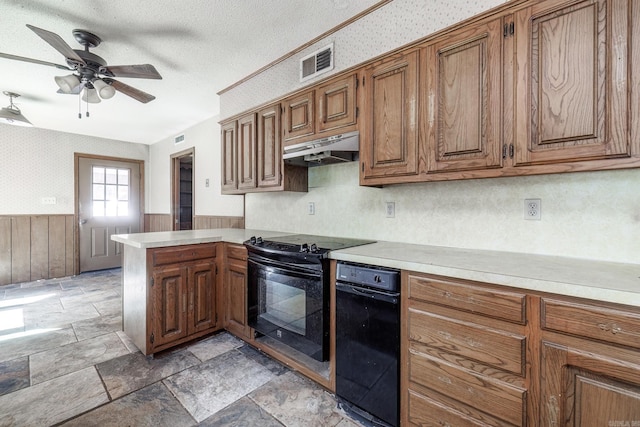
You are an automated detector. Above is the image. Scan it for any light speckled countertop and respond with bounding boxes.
[112,229,640,307]
[111,228,290,248]
[330,242,640,307]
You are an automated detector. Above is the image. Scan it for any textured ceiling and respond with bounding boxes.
[0,0,381,144]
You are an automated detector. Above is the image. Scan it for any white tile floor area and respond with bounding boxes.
[0,269,362,427]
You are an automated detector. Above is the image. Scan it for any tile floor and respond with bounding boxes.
[0,269,362,427]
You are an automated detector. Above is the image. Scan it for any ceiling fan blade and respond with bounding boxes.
[104,64,162,79]
[0,52,71,70]
[26,24,86,65]
[107,79,156,103]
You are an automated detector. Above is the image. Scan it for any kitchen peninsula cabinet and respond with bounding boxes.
[223,243,251,341]
[283,73,358,146]
[123,243,220,355]
[360,50,420,184]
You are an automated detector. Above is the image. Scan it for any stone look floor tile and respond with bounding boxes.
[186,331,245,362]
[199,396,284,427]
[72,313,122,341]
[116,330,140,353]
[97,349,201,399]
[92,298,122,317]
[0,326,77,363]
[0,357,29,396]
[164,349,276,422]
[60,289,120,309]
[60,382,195,427]
[30,332,129,385]
[22,300,101,330]
[249,371,349,427]
[0,366,108,426]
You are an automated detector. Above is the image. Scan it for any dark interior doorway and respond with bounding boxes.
[171,148,194,230]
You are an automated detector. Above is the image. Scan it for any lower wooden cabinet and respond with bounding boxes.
[123,243,220,355]
[402,272,640,427]
[403,272,530,426]
[223,243,251,341]
[539,296,640,427]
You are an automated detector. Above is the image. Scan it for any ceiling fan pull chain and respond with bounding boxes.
[78,91,81,119]
[86,95,90,117]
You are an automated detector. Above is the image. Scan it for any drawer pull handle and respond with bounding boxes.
[465,337,482,348]
[438,331,452,340]
[443,291,452,298]
[598,322,623,335]
[437,376,452,385]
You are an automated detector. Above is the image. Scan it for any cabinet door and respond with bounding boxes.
[151,265,188,348]
[316,74,357,134]
[221,120,237,193]
[514,0,630,165]
[189,261,217,334]
[540,341,640,427]
[237,113,257,191]
[225,257,250,340]
[283,90,315,145]
[360,50,420,183]
[257,104,282,189]
[425,17,503,172]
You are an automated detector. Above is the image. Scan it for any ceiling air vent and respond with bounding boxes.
[300,43,334,82]
[174,134,185,144]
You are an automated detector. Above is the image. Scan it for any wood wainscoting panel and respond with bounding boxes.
[144,214,173,232]
[0,215,76,286]
[144,214,244,232]
[193,216,245,230]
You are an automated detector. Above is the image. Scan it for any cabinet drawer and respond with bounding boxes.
[151,244,217,266]
[408,275,526,324]
[409,308,525,375]
[408,389,501,427]
[541,298,640,349]
[409,350,525,426]
[226,244,247,261]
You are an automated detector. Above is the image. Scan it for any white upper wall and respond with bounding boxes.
[0,123,148,215]
[148,116,244,216]
[221,0,508,119]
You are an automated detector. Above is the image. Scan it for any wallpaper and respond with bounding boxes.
[220,0,508,119]
[0,124,148,215]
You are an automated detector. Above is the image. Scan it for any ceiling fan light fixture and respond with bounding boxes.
[81,86,101,104]
[0,92,32,127]
[55,74,81,93]
[92,78,115,99]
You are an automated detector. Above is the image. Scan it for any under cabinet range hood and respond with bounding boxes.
[283,130,359,166]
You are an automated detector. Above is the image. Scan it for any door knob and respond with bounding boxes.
[80,219,87,225]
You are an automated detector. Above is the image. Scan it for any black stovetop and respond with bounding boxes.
[245,234,375,258]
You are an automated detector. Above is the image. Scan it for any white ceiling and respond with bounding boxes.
[0,0,381,144]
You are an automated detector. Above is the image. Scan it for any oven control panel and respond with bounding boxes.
[336,262,399,292]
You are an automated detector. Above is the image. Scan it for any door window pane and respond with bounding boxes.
[92,166,131,217]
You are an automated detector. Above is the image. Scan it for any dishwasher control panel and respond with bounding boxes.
[336,262,399,292]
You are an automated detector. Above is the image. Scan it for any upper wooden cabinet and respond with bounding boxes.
[283,73,358,146]
[237,112,257,191]
[514,0,631,165]
[221,121,237,193]
[360,50,420,184]
[256,104,282,189]
[221,103,308,195]
[424,17,504,173]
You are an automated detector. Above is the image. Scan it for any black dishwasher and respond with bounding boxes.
[335,261,400,427]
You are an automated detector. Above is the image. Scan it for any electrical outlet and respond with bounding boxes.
[41,197,57,205]
[386,201,395,218]
[524,198,541,220]
[308,202,315,215]
[205,178,209,188]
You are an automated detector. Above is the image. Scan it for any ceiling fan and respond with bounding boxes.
[0,24,162,107]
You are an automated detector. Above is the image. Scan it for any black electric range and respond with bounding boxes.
[244,234,376,260]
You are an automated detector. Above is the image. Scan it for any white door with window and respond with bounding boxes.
[78,157,141,272]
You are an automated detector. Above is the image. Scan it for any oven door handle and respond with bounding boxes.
[336,282,399,305]
[248,257,322,280]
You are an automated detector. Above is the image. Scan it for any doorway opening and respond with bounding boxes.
[171,148,194,230]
